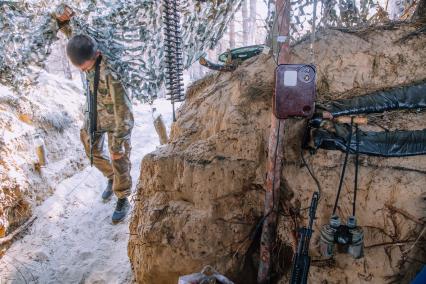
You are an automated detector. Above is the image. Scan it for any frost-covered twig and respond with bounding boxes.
[0,217,37,245]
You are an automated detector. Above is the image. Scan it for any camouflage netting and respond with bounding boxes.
[268,0,420,62]
[0,0,423,101]
[0,0,242,101]
[289,0,415,38]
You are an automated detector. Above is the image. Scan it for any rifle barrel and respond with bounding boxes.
[290,192,319,284]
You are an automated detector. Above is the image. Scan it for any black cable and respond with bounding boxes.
[332,118,354,215]
[300,122,322,200]
[353,124,359,216]
[251,214,269,240]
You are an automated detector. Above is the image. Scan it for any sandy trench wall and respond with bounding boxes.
[129,23,426,284]
[0,72,86,241]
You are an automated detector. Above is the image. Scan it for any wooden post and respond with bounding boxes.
[257,0,291,283]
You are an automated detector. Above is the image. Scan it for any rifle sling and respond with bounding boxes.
[92,55,102,133]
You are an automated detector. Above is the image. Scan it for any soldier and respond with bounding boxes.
[56,7,134,224]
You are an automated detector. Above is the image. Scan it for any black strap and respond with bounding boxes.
[353,124,360,216]
[332,118,354,215]
[92,55,102,132]
[332,118,362,218]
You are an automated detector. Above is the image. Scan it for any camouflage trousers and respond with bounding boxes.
[80,129,132,199]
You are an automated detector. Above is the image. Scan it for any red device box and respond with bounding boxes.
[273,64,316,119]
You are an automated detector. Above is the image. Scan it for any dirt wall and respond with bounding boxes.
[0,72,85,244]
[129,23,426,284]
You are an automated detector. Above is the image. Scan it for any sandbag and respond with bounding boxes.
[309,125,426,157]
[319,82,426,116]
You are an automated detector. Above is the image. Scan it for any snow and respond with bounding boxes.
[0,98,176,283]
[0,71,85,235]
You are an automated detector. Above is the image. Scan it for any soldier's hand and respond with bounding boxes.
[111,152,124,160]
[55,4,75,23]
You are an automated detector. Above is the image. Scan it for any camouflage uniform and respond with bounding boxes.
[61,24,134,199]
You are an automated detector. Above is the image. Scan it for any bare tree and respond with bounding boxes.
[229,18,236,48]
[265,0,276,46]
[249,0,257,44]
[242,0,249,46]
[189,64,196,80]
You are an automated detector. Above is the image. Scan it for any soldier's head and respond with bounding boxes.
[66,34,101,72]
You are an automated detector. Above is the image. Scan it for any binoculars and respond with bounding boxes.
[319,215,364,259]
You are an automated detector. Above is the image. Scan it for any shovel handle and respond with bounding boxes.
[335,116,368,125]
[322,111,368,125]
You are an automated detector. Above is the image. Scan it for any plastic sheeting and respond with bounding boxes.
[319,82,426,116]
[310,125,426,157]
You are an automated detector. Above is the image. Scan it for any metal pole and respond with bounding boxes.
[258,0,291,282]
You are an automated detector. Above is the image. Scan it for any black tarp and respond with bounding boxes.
[319,81,426,116]
[310,125,426,157]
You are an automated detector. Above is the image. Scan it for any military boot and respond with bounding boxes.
[102,179,114,201]
[112,197,130,224]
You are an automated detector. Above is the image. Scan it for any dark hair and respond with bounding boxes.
[66,34,98,65]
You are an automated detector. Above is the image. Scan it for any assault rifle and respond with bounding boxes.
[290,191,319,284]
[84,76,96,166]
[85,55,102,166]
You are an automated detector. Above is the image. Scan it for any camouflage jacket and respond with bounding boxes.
[59,22,134,153]
[85,58,134,153]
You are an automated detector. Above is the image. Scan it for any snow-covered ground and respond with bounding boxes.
[0,99,175,284]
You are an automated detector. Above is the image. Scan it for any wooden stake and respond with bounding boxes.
[258,0,291,282]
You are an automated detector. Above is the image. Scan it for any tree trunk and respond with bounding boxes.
[265,0,276,46]
[229,19,236,49]
[242,0,249,46]
[249,0,257,44]
[190,65,195,80]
